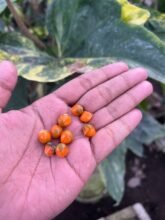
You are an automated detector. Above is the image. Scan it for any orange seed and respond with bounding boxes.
[38,130,51,144]
[44,143,55,157]
[58,114,72,127]
[82,124,96,137]
[60,130,73,144]
[50,124,62,138]
[71,104,84,116]
[56,143,69,158]
[80,111,93,123]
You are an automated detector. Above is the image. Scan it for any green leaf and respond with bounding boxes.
[46,0,165,83]
[0,32,118,82]
[0,0,8,14]
[81,20,165,83]
[77,168,106,203]
[132,112,165,145]
[0,19,5,32]
[126,135,144,157]
[100,143,127,204]
[146,10,165,41]
[46,0,121,57]
[0,0,15,14]
[0,32,91,82]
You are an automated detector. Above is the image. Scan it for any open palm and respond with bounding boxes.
[0,61,152,220]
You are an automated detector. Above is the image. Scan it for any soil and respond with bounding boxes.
[55,147,165,220]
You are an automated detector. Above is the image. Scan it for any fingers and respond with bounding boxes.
[91,109,142,163]
[55,62,128,104]
[78,68,148,112]
[0,61,17,112]
[92,81,153,129]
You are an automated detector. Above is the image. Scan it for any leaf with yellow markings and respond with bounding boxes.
[117,0,150,25]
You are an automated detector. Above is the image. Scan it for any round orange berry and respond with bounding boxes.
[44,143,55,157]
[71,104,84,116]
[60,130,73,144]
[58,114,72,127]
[82,124,96,137]
[50,125,62,138]
[80,111,93,123]
[38,130,51,144]
[56,143,69,158]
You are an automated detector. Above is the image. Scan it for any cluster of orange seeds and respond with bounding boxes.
[71,104,96,137]
[38,104,96,158]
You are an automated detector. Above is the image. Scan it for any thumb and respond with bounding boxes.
[0,61,18,112]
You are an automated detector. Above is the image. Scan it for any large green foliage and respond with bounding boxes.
[46,0,165,84]
[0,0,165,203]
[0,0,165,82]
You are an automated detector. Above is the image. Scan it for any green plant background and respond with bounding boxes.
[0,0,165,204]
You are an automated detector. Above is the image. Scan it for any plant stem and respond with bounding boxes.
[6,0,46,50]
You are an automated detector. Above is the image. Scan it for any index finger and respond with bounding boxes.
[55,62,128,105]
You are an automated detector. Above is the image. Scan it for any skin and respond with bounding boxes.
[0,61,153,220]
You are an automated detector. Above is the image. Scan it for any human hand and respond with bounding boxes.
[0,61,153,220]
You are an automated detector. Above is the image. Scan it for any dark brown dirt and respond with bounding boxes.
[55,148,165,220]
